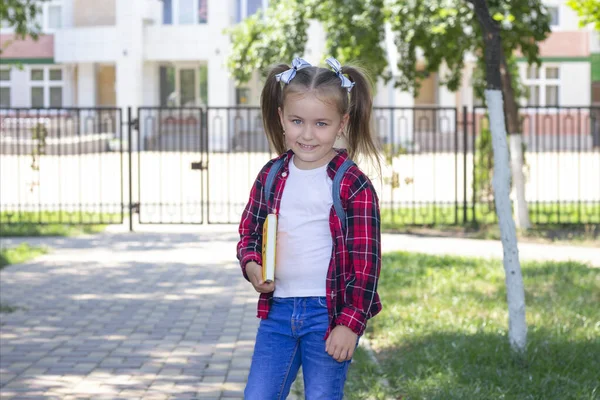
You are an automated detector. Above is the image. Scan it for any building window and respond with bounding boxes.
[36,1,62,31]
[237,0,268,22]
[236,88,250,105]
[29,66,64,108]
[523,65,560,107]
[1,68,11,108]
[159,65,208,106]
[547,6,559,27]
[163,0,208,25]
[48,4,62,29]
[31,87,44,108]
[0,87,10,108]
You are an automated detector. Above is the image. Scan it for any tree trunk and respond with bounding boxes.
[499,54,532,230]
[470,0,527,353]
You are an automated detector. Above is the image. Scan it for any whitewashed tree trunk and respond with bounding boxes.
[509,134,532,229]
[485,89,527,353]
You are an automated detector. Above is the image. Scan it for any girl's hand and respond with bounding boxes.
[246,262,275,293]
[326,325,358,362]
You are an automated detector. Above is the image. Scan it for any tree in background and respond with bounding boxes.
[567,0,600,30]
[469,0,527,354]
[0,0,45,55]
[227,0,551,230]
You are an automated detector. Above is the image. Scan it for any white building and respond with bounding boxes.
[0,0,597,111]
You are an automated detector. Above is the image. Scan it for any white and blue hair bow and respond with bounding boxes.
[325,57,355,92]
[275,57,312,84]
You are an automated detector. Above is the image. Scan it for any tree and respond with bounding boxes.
[227,0,553,229]
[227,0,387,85]
[0,0,45,55]
[567,0,600,30]
[468,0,527,353]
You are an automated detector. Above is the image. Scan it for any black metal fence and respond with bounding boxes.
[0,108,125,227]
[1,106,598,229]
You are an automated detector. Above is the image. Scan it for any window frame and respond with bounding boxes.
[522,64,560,107]
[0,67,11,108]
[159,63,207,107]
[547,6,559,28]
[28,65,65,108]
[38,0,63,33]
[163,0,208,25]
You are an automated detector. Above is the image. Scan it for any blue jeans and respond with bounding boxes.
[245,297,353,400]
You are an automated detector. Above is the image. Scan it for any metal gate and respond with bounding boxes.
[132,107,208,224]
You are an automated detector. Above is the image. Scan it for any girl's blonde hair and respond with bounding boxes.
[260,61,381,170]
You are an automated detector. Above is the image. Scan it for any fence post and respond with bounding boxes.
[471,107,477,225]
[463,106,468,224]
[455,108,459,225]
[128,107,133,232]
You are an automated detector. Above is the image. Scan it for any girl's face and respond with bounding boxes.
[278,92,348,170]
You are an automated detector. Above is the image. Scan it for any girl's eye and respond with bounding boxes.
[316,122,327,127]
[292,119,302,125]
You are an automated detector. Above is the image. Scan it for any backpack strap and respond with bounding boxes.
[332,158,355,231]
[263,158,285,209]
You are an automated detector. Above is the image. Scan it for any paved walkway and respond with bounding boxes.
[1,225,597,399]
[1,226,258,400]
[382,233,600,267]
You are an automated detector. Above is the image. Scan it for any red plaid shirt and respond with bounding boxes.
[236,149,382,338]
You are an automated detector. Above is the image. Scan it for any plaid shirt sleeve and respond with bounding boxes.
[334,179,381,337]
[236,163,270,281]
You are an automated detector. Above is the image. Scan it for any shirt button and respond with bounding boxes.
[281,172,288,177]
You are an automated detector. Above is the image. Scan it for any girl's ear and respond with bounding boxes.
[339,113,350,134]
[278,107,285,129]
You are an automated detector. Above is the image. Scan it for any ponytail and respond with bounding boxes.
[343,66,382,174]
[261,64,289,155]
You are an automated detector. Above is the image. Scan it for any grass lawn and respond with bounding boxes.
[0,243,48,269]
[380,202,600,228]
[0,211,116,237]
[0,243,48,313]
[345,252,600,400]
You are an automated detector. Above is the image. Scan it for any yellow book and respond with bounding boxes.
[262,213,277,283]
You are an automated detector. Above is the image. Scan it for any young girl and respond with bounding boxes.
[237,57,382,400]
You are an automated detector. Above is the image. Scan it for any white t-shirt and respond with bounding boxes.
[273,156,333,298]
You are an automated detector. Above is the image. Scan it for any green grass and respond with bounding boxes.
[0,243,48,270]
[381,202,600,229]
[0,211,117,237]
[0,243,48,313]
[346,252,600,399]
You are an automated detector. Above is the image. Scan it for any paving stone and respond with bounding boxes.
[0,230,260,398]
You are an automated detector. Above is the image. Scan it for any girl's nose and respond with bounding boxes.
[300,127,314,140]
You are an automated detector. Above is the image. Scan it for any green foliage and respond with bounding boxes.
[0,0,45,55]
[567,0,600,30]
[28,122,47,193]
[226,0,387,85]
[353,252,600,399]
[0,243,47,269]
[388,0,551,94]
[0,211,114,236]
[309,0,388,80]
[473,126,495,203]
[226,0,310,86]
